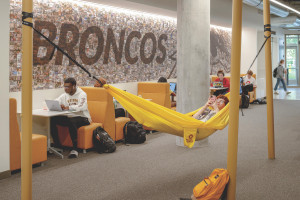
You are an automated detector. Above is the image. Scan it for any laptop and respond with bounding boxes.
[213,82,223,88]
[45,100,63,111]
[170,82,177,94]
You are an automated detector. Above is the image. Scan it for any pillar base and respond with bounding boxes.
[176,136,210,148]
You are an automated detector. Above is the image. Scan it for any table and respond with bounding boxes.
[209,87,228,95]
[32,109,73,159]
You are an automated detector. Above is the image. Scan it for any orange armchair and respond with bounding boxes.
[137,82,171,108]
[10,98,47,171]
[57,87,114,151]
[134,82,172,131]
[57,87,130,149]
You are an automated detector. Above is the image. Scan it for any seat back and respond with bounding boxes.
[81,87,115,138]
[137,82,171,109]
[240,73,256,79]
[9,98,21,170]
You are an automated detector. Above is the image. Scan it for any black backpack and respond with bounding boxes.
[123,121,146,144]
[241,84,253,95]
[93,127,116,153]
[273,67,278,78]
[240,94,250,108]
[115,108,126,118]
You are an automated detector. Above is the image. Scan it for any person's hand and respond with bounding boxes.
[205,99,214,108]
[61,105,69,110]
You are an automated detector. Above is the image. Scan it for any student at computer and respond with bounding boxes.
[50,77,91,159]
[212,70,230,96]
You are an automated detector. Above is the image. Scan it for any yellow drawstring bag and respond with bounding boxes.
[193,168,229,200]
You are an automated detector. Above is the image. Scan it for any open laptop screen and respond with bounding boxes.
[45,100,63,111]
[170,82,177,94]
[213,82,223,88]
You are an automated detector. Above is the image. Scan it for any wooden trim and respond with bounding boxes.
[0,170,11,180]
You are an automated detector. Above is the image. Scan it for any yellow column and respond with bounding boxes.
[227,0,242,199]
[263,0,275,159]
[21,0,33,199]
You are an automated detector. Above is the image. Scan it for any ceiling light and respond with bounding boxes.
[270,0,300,16]
[243,0,289,17]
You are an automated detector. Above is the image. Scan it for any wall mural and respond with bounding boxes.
[9,0,231,92]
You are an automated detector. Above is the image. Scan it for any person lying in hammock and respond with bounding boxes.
[192,95,229,122]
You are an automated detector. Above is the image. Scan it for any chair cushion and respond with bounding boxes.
[115,117,130,141]
[58,123,103,150]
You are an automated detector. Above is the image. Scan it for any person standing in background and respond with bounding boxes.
[274,59,291,95]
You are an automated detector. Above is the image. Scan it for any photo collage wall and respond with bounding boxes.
[9,0,231,92]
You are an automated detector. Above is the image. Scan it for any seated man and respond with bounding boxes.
[50,78,91,158]
[242,70,256,95]
[212,70,230,96]
[192,95,229,122]
[157,77,177,107]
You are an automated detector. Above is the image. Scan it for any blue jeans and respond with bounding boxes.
[274,78,287,91]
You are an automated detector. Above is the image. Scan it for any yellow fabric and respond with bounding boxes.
[103,84,229,148]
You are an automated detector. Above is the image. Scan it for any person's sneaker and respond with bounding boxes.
[274,91,279,94]
[68,150,78,159]
[286,91,291,95]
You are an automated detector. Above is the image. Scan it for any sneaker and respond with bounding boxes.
[274,91,279,95]
[68,150,78,159]
[286,91,291,95]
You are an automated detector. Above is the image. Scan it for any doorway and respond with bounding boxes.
[285,35,299,86]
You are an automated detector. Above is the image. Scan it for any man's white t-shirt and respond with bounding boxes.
[243,76,256,87]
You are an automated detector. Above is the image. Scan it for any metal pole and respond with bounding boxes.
[21,0,33,199]
[227,0,243,199]
[263,0,275,159]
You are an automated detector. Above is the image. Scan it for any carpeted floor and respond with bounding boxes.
[0,100,299,200]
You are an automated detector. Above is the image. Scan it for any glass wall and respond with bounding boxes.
[285,35,299,86]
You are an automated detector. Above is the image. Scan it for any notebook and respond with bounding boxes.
[213,82,223,88]
[45,100,63,111]
[170,82,177,94]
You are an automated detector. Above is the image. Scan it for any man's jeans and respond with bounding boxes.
[274,78,287,91]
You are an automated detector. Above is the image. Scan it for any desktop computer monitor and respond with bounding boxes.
[170,82,177,94]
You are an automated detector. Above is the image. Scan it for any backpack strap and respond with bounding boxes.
[123,122,129,145]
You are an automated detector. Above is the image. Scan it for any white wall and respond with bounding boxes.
[241,27,258,74]
[0,1,10,173]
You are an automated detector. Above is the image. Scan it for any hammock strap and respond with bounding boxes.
[21,12,103,87]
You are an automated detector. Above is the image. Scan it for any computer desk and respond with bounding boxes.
[32,109,73,159]
[209,87,228,95]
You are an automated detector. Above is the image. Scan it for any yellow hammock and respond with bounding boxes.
[103,84,229,148]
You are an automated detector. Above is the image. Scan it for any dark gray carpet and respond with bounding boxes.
[0,100,299,200]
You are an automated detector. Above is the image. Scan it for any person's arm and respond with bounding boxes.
[193,100,213,119]
[253,77,257,88]
[68,93,89,112]
[223,78,230,88]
